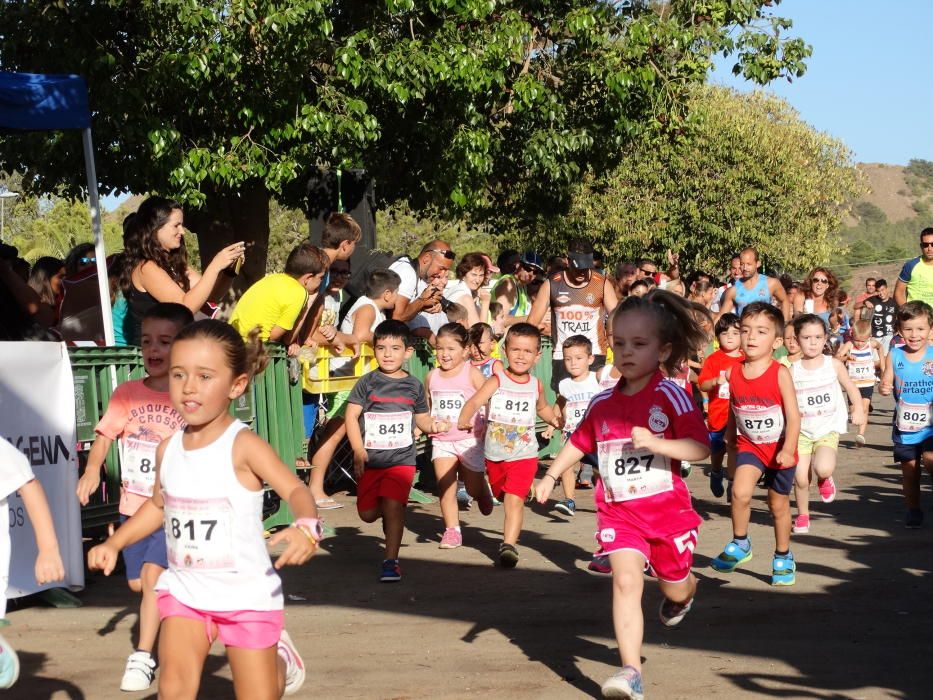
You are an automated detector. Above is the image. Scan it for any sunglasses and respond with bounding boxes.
[80,257,97,264]
[640,268,656,275]
[922,241,933,248]
[427,248,456,260]
[811,277,829,284]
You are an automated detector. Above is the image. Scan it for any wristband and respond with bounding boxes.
[294,517,325,541]
[543,473,557,483]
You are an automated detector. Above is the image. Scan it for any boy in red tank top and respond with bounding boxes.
[711,302,801,586]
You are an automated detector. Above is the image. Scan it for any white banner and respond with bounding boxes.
[0,342,84,597]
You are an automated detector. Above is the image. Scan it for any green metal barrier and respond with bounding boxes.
[70,345,306,533]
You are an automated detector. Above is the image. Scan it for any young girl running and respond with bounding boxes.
[467,322,503,378]
[790,315,865,534]
[88,320,321,699]
[427,323,494,548]
[879,301,933,528]
[536,290,710,700]
[836,319,883,447]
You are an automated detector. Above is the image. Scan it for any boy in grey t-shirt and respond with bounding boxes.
[345,320,449,582]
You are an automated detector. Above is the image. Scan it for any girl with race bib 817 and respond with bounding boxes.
[535,290,710,700]
[427,323,494,549]
[88,320,321,699]
[879,300,933,529]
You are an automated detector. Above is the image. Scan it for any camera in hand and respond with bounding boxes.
[438,297,454,312]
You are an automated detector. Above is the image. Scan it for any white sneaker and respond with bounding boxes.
[0,633,20,689]
[120,650,156,692]
[277,630,306,696]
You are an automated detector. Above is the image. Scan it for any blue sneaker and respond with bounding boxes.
[709,469,725,498]
[771,552,796,586]
[601,665,644,699]
[554,499,576,516]
[0,633,20,689]
[379,559,401,583]
[905,508,924,529]
[711,539,752,573]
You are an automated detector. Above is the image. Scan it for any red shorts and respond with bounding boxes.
[357,465,415,512]
[156,591,283,649]
[485,457,538,499]
[595,519,698,583]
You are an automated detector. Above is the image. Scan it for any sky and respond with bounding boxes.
[710,0,931,166]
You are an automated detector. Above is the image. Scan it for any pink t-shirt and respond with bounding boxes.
[427,362,483,442]
[95,379,185,516]
[570,371,707,537]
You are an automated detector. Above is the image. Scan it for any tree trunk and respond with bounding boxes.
[185,178,271,302]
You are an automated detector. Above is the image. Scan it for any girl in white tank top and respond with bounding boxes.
[88,320,321,698]
[789,316,866,535]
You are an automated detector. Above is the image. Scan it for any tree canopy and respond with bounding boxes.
[0,1,810,277]
[505,86,865,275]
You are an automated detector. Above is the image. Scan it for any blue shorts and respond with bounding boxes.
[120,515,168,581]
[737,451,795,496]
[893,436,933,465]
[709,428,727,455]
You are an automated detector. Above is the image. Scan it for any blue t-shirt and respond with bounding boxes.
[733,275,772,315]
[890,345,933,445]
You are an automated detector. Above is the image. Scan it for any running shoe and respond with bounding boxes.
[276,630,306,696]
[709,469,725,498]
[792,514,810,534]
[854,434,866,448]
[554,499,576,516]
[588,554,612,574]
[659,596,693,628]
[439,528,462,549]
[0,634,19,690]
[711,539,752,573]
[120,650,156,691]
[380,559,402,582]
[681,461,692,478]
[817,476,837,503]
[905,508,924,529]
[498,543,519,568]
[771,552,796,586]
[456,486,473,509]
[601,665,644,699]
[477,484,494,516]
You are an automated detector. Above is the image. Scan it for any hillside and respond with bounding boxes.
[852,163,918,224]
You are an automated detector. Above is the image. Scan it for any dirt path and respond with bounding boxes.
[6,393,931,699]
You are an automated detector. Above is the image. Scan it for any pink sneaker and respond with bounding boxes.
[439,528,462,549]
[817,476,837,503]
[793,514,810,534]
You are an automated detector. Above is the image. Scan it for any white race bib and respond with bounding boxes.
[431,390,465,423]
[563,400,589,432]
[364,411,413,450]
[896,401,931,433]
[796,382,838,420]
[488,390,536,427]
[598,438,672,502]
[735,404,784,444]
[120,437,159,497]
[848,360,875,384]
[717,374,730,400]
[163,494,236,571]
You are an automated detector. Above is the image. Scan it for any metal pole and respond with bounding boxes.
[82,128,115,345]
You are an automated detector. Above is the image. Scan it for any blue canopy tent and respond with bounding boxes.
[0,71,114,343]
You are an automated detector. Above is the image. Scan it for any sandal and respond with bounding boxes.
[315,498,344,510]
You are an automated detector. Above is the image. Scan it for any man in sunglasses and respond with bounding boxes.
[493,251,542,326]
[389,240,455,340]
[717,246,790,321]
[894,227,933,307]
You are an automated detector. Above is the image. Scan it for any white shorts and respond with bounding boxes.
[878,335,894,357]
[432,437,485,473]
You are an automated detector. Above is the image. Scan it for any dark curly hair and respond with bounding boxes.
[120,196,189,294]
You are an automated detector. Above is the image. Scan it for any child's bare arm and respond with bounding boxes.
[344,403,367,477]
[18,479,65,585]
[879,354,895,395]
[536,392,560,429]
[775,366,800,466]
[535,441,587,503]
[834,358,866,425]
[414,411,448,434]
[76,435,114,506]
[458,376,498,430]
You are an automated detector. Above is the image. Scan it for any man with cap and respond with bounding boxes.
[527,238,619,388]
[493,251,542,325]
